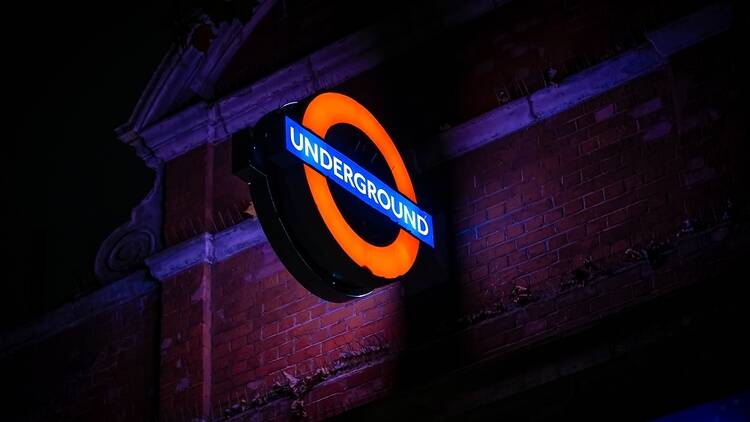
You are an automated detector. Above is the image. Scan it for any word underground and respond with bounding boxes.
[286,117,434,247]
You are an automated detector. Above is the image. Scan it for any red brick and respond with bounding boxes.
[322,333,354,354]
[575,112,595,129]
[607,209,628,226]
[563,198,584,215]
[469,238,487,254]
[518,252,558,274]
[586,217,608,235]
[584,190,605,207]
[582,163,602,180]
[562,170,582,187]
[261,322,279,339]
[505,222,525,239]
[548,233,568,250]
[477,217,508,238]
[289,319,320,338]
[470,264,489,281]
[524,215,544,231]
[363,306,384,323]
[526,242,548,258]
[543,208,564,224]
[321,307,354,327]
[485,201,507,221]
[493,241,517,258]
[485,230,505,247]
[516,226,556,249]
[595,104,615,122]
[579,138,600,155]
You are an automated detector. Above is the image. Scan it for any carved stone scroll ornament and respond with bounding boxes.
[94,134,163,283]
[93,3,283,283]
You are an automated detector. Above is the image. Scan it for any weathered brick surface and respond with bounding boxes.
[160,264,214,421]
[159,21,741,422]
[164,142,253,245]
[1,291,159,422]
[209,244,404,420]
[396,45,740,402]
[164,145,213,245]
[202,50,741,418]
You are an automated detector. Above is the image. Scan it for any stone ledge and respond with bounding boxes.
[0,271,157,357]
[131,0,516,163]
[436,3,731,161]
[145,218,266,281]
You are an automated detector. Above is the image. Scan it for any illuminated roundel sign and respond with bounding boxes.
[234,92,440,302]
[288,93,434,277]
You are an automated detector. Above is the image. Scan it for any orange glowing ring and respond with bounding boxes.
[301,93,419,279]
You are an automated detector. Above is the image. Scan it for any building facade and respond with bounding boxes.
[2,0,748,421]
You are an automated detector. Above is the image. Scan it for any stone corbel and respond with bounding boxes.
[94,132,164,283]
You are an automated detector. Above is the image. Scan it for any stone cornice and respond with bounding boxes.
[128,2,729,166]
[0,271,157,357]
[145,218,266,281]
[436,46,666,160]
[0,221,266,356]
[436,2,731,161]
[130,0,516,162]
[117,0,279,140]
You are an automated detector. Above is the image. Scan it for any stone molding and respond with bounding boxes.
[437,3,731,160]
[126,0,515,162]
[0,271,157,357]
[145,218,266,281]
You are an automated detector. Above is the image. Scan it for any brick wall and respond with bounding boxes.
[209,244,404,420]
[427,37,741,367]
[229,0,714,145]
[444,0,714,123]
[164,142,252,246]
[1,289,159,422]
[160,264,213,420]
[152,30,742,420]
[449,35,739,320]
[153,237,405,421]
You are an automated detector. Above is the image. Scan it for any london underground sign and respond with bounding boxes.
[234,92,441,301]
[286,116,434,249]
[285,93,434,281]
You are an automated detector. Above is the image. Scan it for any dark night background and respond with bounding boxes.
[2,1,172,328]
